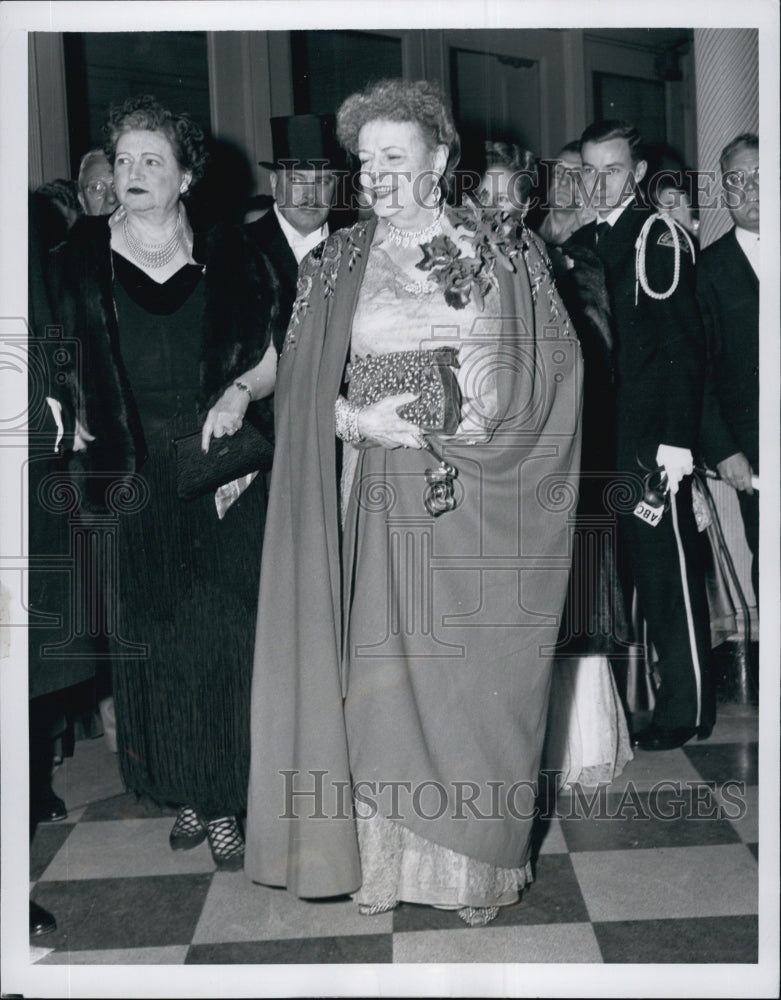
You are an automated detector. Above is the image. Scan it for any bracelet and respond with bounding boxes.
[233,380,253,400]
[334,396,364,444]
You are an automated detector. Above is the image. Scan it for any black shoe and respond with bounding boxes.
[169,805,207,851]
[631,725,699,751]
[35,784,67,823]
[205,816,245,871]
[30,900,57,937]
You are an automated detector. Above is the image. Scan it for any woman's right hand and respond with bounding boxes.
[201,385,251,453]
[356,393,424,450]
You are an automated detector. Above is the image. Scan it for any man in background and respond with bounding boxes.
[77,148,118,216]
[697,133,759,601]
[570,119,713,752]
[246,114,346,352]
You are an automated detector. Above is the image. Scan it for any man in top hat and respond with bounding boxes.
[246,114,347,352]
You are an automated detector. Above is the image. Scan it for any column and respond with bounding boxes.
[28,33,71,188]
[693,29,758,249]
[37,471,150,661]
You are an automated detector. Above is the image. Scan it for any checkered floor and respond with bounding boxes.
[28,700,760,968]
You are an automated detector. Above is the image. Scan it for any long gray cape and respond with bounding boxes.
[245,214,582,896]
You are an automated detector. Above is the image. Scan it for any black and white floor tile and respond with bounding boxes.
[26,701,761,974]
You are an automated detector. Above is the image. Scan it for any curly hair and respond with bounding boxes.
[102,94,208,189]
[336,78,460,193]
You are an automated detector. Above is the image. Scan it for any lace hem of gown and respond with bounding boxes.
[543,654,633,789]
[352,811,532,920]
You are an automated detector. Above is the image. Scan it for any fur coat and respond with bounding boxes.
[51,215,282,509]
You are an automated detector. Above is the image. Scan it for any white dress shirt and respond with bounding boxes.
[735,226,760,279]
[273,204,329,264]
[601,197,636,229]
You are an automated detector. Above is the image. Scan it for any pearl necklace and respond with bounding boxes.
[123,207,183,269]
[385,208,443,249]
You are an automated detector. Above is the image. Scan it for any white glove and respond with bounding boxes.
[655,444,693,496]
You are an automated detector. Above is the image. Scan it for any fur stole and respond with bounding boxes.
[52,215,282,506]
[550,239,614,381]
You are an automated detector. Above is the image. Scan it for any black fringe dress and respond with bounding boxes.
[111,254,265,820]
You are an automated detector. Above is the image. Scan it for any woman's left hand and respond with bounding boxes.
[201,386,250,452]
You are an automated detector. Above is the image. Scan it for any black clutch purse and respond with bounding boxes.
[346,347,462,434]
[173,420,274,501]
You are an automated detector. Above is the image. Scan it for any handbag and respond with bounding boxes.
[173,419,274,501]
[346,348,461,517]
[345,347,462,434]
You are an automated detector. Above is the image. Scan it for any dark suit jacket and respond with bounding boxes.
[245,207,357,354]
[696,227,759,470]
[244,210,299,355]
[570,201,705,472]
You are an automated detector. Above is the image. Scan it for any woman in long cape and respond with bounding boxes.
[245,79,582,924]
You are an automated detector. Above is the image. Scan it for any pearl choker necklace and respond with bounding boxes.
[123,208,183,269]
[385,209,443,249]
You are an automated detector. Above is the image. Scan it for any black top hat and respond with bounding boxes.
[259,114,345,171]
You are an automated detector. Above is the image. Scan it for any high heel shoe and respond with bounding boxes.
[457,905,500,927]
[169,805,207,850]
[205,816,245,871]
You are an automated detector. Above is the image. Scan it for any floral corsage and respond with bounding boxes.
[415,206,524,310]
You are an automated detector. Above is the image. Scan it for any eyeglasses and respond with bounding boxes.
[724,166,759,188]
[84,180,115,196]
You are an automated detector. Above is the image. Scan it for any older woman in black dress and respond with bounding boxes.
[52,95,281,868]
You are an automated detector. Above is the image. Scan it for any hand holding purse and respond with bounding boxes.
[342,349,462,518]
[345,347,462,434]
[173,417,274,501]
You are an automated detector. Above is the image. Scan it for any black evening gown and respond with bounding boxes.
[547,243,630,657]
[111,253,265,820]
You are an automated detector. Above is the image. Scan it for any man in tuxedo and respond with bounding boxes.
[246,114,346,352]
[569,119,712,751]
[697,133,759,600]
